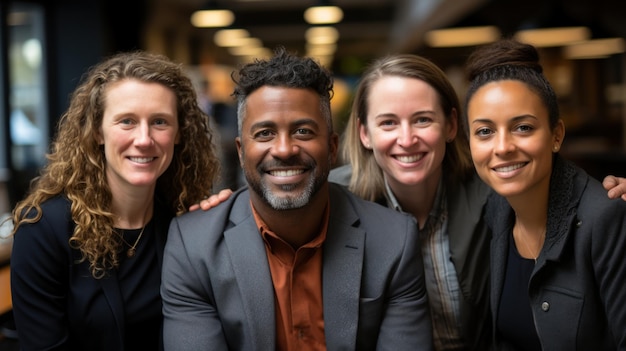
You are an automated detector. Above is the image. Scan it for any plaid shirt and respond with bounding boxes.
[385,179,465,351]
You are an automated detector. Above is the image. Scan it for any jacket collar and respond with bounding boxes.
[488,155,587,267]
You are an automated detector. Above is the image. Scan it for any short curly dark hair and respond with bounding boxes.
[231,47,334,134]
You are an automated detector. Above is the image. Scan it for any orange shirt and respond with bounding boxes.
[251,203,328,351]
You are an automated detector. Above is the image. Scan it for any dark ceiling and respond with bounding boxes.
[149,0,626,73]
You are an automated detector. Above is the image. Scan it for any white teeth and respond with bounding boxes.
[270,169,304,177]
[494,163,524,172]
[129,157,154,164]
[396,154,423,163]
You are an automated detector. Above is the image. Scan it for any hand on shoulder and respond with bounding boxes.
[603,175,626,201]
[188,188,233,212]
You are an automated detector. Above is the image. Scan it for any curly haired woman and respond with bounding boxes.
[9,51,221,350]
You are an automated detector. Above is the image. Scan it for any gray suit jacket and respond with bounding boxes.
[329,166,492,350]
[161,183,433,350]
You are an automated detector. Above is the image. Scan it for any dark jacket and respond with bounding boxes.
[11,195,172,351]
[487,156,626,350]
[329,166,492,351]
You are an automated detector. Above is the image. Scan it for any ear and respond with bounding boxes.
[358,120,372,149]
[235,137,244,167]
[446,108,459,142]
[552,119,566,152]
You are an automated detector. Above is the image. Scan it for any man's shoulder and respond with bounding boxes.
[174,187,250,228]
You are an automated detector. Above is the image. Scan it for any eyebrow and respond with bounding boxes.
[249,118,320,130]
[471,114,538,124]
[375,110,436,119]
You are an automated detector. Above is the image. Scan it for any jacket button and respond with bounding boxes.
[541,302,550,311]
[576,220,582,227]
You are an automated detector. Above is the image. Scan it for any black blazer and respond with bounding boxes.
[487,156,626,350]
[10,195,171,350]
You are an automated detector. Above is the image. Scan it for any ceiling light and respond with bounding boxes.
[515,27,590,47]
[214,29,251,47]
[306,43,337,56]
[305,26,339,45]
[228,46,270,57]
[425,26,500,47]
[564,38,625,59]
[304,5,343,24]
[191,2,234,28]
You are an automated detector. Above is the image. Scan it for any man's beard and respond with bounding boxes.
[242,154,330,210]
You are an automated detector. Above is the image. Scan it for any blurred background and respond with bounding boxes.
[0,0,625,345]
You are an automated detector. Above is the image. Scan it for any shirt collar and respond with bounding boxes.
[383,175,446,223]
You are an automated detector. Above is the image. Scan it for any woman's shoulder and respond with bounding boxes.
[35,195,72,218]
[328,164,352,187]
[447,171,493,209]
[16,195,73,236]
[12,195,74,256]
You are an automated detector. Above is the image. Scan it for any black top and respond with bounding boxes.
[117,219,161,350]
[11,195,173,350]
[496,236,541,351]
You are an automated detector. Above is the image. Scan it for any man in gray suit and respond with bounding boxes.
[161,47,433,351]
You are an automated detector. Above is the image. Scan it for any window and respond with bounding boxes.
[7,2,47,171]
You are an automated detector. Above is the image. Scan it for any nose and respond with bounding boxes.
[134,122,154,147]
[270,133,299,159]
[494,131,515,156]
[397,124,417,148]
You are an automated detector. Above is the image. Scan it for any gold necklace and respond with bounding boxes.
[515,226,546,264]
[117,225,146,258]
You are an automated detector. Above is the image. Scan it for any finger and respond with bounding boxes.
[217,189,233,201]
[199,198,216,211]
[602,175,618,190]
[607,183,626,200]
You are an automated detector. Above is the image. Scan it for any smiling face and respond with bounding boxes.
[467,80,564,200]
[98,79,179,196]
[359,76,456,192]
[236,86,338,210]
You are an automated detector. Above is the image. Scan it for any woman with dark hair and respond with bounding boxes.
[464,38,626,350]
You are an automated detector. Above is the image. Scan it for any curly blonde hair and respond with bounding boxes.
[11,51,220,278]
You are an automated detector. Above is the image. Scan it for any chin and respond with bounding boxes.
[489,183,527,198]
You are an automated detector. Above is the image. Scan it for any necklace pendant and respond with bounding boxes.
[127,248,136,257]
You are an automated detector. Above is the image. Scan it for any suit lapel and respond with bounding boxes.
[224,193,276,350]
[322,186,365,350]
[490,202,513,324]
[100,270,124,348]
[446,176,491,303]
